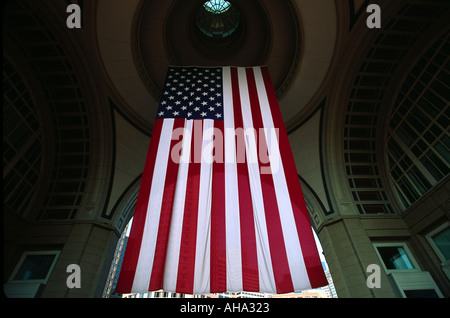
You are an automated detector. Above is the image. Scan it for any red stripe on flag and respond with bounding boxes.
[210,120,227,293]
[176,119,203,294]
[230,67,259,292]
[260,66,328,289]
[114,119,164,293]
[245,68,294,293]
[148,118,185,291]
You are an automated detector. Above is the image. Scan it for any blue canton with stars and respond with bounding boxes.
[157,67,224,121]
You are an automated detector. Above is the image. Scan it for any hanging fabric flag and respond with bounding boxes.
[115,66,327,295]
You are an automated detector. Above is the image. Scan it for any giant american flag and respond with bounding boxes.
[114,66,327,295]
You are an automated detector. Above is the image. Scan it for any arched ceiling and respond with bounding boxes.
[96,0,337,134]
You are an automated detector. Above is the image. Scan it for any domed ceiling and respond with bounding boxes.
[96,0,337,134]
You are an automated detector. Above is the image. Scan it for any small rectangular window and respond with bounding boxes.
[14,254,56,280]
[373,243,419,273]
[377,246,414,270]
[431,228,450,260]
[404,289,439,298]
[9,251,60,284]
[426,223,450,262]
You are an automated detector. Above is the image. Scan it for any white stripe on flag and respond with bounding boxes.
[222,67,243,292]
[163,119,193,292]
[132,118,174,293]
[193,119,214,294]
[253,67,311,291]
[237,67,276,293]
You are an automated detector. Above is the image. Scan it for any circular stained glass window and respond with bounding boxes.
[195,0,240,39]
[204,0,232,14]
